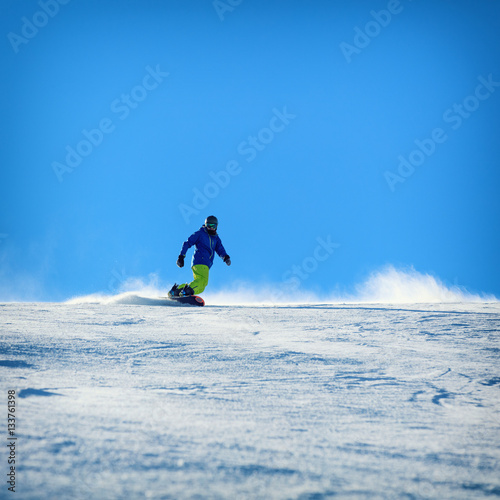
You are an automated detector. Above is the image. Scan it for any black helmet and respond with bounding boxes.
[204,215,218,235]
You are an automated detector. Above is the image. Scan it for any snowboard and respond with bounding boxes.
[164,295,205,307]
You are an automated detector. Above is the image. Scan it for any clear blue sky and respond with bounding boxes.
[1,0,499,301]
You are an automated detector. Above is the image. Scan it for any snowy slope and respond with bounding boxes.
[1,300,500,499]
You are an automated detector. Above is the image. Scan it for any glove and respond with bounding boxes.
[176,255,185,268]
[223,255,231,266]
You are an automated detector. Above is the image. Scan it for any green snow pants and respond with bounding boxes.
[178,264,210,294]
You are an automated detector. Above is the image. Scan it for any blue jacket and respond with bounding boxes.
[180,227,228,269]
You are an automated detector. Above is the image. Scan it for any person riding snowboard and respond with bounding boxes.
[169,215,231,297]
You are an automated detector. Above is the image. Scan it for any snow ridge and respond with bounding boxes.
[65,266,497,306]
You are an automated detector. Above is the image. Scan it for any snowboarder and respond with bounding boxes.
[168,216,231,297]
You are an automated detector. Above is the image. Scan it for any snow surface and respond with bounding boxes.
[1,295,499,500]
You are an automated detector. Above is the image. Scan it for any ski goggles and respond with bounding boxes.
[206,223,217,230]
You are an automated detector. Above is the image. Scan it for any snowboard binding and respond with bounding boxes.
[168,284,194,298]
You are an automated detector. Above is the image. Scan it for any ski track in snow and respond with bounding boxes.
[1,301,500,499]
